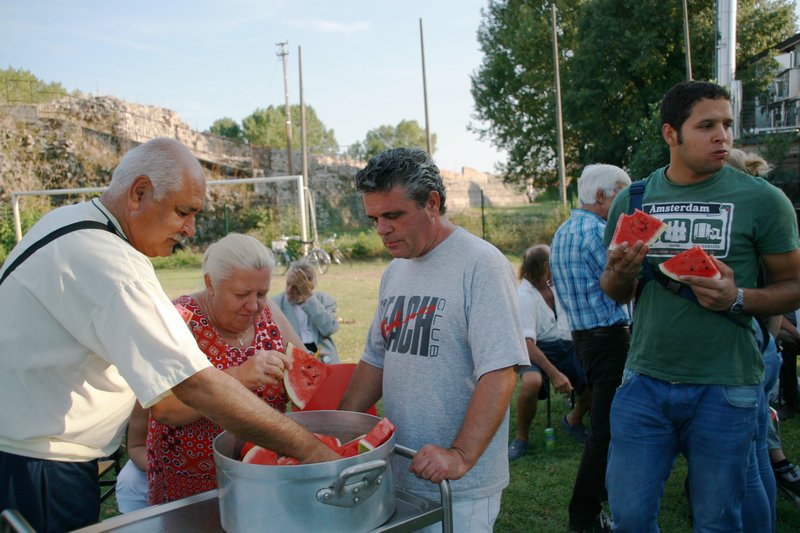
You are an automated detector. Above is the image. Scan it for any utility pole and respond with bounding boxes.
[298,45,311,244]
[682,0,693,80]
[551,3,567,207]
[419,18,432,155]
[276,41,294,175]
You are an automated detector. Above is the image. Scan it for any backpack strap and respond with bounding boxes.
[0,220,117,286]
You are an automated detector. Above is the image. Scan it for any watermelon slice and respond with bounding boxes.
[337,436,363,458]
[658,246,721,281]
[609,209,667,250]
[241,445,279,465]
[313,433,342,452]
[277,455,301,466]
[174,303,193,323]
[283,343,330,409]
[358,417,396,453]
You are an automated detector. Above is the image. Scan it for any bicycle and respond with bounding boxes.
[322,233,353,267]
[271,235,331,275]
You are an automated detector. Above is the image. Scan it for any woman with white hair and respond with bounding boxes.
[146,233,304,504]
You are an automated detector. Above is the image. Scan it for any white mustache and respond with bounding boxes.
[171,234,186,244]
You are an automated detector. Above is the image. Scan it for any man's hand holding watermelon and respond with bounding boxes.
[601,240,650,302]
[227,349,292,391]
[671,254,738,312]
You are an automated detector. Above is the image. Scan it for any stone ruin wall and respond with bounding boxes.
[4,95,529,213]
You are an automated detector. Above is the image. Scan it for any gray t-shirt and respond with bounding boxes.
[362,227,528,500]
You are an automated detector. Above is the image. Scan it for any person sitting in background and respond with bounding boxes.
[147,233,306,504]
[273,260,340,363]
[114,404,149,513]
[509,245,590,462]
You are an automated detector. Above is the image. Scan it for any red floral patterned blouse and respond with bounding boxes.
[146,295,289,504]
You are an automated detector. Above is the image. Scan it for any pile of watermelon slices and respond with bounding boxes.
[239,417,396,465]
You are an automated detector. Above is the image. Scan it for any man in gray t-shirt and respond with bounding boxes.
[339,148,528,533]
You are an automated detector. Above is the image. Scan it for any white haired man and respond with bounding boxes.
[550,163,632,533]
[0,137,338,532]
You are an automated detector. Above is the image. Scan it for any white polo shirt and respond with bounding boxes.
[0,199,211,461]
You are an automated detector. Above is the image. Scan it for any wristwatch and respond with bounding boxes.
[729,288,744,313]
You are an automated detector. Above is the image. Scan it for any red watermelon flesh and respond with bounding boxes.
[241,445,279,465]
[277,455,301,466]
[337,436,364,458]
[609,209,668,250]
[358,417,396,453]
[658,246,721,281]
[313,433,342,451]
[283,343,330,409]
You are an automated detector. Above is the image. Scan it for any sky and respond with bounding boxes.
[0,0,504,174]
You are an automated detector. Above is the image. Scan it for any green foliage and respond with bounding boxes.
[0,201,51,268]
[349,119,437,160]
[763,131,798,172]
[471,0,797,183]
[149,248,203,269]
[241,104,338,154]
[208,117,243,141]
[449,201,570,255]
[626,102,670,180]
[335,231,388,260]
[0,66,69,104]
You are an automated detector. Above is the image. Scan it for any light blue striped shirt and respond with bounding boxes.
[550,209,630,331]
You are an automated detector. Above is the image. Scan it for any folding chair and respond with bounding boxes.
[98,448,123,503]
[0,509,35,533]
[299,363,378,416]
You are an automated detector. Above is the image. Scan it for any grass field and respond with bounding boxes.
[100,260,800,531]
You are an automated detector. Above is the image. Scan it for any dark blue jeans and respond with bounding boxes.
[0,450,100,532]
[607,371,758,532]
[568,325,629,528]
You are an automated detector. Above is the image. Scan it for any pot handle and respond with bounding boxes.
[316,460,388,507]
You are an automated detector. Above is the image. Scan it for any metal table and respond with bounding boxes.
[75,446,452,533]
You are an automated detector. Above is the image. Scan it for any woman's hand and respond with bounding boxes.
[228,349,292,390]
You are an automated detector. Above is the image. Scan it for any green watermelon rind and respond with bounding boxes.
[658,246,721,282]
[609,209,668,250]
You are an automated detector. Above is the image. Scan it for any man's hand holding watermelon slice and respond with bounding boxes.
[601,240,649,302]
[228,349,292,391]
[675,255,739,312]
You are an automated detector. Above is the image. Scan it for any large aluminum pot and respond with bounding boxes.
[213,410,396,533]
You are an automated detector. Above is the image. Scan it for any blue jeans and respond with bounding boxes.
[607,370,759,533]
[742,333,780,533]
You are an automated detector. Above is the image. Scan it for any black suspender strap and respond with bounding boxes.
[0,220,116,286]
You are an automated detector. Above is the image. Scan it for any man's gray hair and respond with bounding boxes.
[355,147,447,214]
[287,260,318,288]
[577,164,631,206]
[203,233,276,285]
[105,137,201,201]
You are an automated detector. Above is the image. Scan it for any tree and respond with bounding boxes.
[349,119,437,160]
[471,0,797,185]
[564,0,795,175]
[471,0,584,186]
[208,117,243,141]
[241,104,338,154]
[0,66,70,104]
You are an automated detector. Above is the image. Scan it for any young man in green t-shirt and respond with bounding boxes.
[600,80,800,532]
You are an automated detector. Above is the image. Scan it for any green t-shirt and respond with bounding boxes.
[604,165,800,385]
